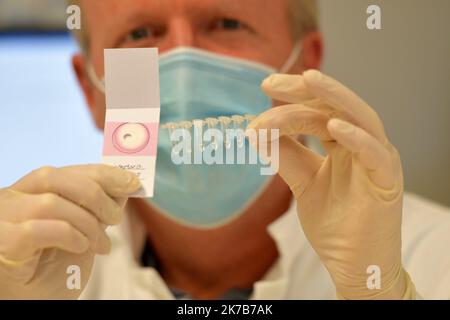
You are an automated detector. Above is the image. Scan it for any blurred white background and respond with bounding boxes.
[0,34,103,181]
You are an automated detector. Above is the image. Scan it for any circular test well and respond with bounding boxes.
[112,123,150,154]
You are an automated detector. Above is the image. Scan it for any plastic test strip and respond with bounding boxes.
[102,48,160,197]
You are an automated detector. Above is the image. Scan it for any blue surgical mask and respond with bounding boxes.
[88,45,301,228]
[152,47,275,227]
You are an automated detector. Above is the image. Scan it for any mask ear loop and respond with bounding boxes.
[87,63,106,94]
[279,41,302,74]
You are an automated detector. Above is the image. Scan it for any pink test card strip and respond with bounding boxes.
[102,48,160,198]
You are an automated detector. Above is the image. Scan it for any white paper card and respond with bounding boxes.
[102,48,160,197]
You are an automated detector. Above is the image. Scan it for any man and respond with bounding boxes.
[0,0,449,300]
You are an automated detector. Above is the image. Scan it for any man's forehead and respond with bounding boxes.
[80,0,285,16]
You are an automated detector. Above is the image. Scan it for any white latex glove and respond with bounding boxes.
[247,70,416,299]
[0,164,141,299]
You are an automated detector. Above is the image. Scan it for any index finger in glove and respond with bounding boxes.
[262,71,387,144]
[247,104,333,142]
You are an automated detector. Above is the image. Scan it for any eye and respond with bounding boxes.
[211,18,245,31]
[126,27,152,42]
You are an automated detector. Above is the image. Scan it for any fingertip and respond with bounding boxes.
[245,110,268,131]
[245,117,258,131]
[127,175,142,193]
[110,168,142,195]
[116,166,142,191]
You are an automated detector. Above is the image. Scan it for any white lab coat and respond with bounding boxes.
[80,192,450,299]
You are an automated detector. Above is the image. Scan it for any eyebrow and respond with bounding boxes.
[102,11,162,48]
[125,12,160,25]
